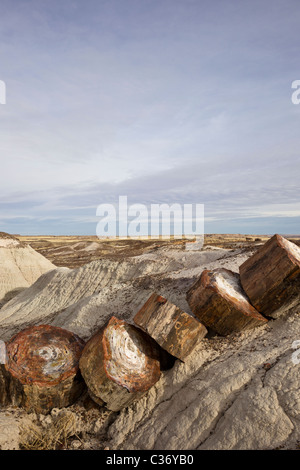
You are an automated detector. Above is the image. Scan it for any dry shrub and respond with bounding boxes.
[20,412,79,450]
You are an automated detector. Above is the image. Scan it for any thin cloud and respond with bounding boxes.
[0,0,299,234]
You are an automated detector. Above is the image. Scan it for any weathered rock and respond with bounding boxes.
[79,316,161,412]
[239,234,300,318]
[186,268,268,335]
[1,325,85,413]
[0,233,55,307]
[134,293,207,361]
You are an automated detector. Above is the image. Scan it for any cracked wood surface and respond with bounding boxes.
[79,316,161,412]
[240,234,300,317]
[1,325,85,413]
[134,293,207,361]
[187,268,267,335]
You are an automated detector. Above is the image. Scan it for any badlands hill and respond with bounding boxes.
[0,232,55,308]
[0,237,299,450]
[17,234,271,268]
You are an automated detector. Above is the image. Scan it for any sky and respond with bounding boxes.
[0,0,299,235]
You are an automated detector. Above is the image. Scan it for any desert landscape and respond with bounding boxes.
[16,234,275,268]
[0,231,299,451]
[1,0,299,457]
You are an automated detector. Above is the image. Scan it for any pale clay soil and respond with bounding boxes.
[0,239,299,450]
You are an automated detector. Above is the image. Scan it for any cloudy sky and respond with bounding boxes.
[0,0,299,235]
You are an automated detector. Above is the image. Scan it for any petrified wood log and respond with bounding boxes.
[0,339,8,406]
[134,293,207,361]
[1,325,85,413]
[79,316,161,411]
[239,234,300,318]
[186,268,268,336]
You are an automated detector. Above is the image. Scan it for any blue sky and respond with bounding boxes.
[0,0,299,235]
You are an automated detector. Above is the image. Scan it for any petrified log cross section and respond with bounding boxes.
[134,293,207,361]
[187,268,268,336]
[239,234,300,318]
[0,324,85,413]
[79,316,161,411]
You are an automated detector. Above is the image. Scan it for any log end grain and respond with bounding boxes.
[79,316,161,411]
[103,316,161,393]
[3,324,85,413]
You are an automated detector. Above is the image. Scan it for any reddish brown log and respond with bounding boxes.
[1,325,85,413]
[0,339,8,406]
[186,268,268,336]
[239,234,300,317]
[79,316,161,411]
[134,293,207,361]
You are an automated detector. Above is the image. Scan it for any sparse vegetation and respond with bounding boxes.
[19,412,79,450]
